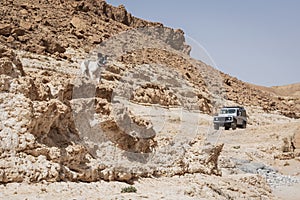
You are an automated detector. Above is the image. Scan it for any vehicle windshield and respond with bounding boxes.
[220,109,236,114]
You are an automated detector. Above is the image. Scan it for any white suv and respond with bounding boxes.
[213,106,247,130]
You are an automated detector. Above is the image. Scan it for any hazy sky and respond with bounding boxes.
[106,0,300,86]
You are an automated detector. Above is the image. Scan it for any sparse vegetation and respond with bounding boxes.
[121,186,137,193]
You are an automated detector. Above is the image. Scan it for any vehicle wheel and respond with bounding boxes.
[232,123,237,130]
[242,121,247,129]
[224,125,230,130]
[214,124,219,130]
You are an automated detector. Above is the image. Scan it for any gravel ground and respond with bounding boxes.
[258,169,300,188]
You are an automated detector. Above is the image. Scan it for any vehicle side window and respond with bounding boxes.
[229,109,236,114]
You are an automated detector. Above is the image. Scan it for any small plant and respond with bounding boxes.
[121,186,137,193]
[233,145,240,149]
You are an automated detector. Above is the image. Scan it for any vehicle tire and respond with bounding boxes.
[242,121,247,129]
[214,124,219,130]
[232,122,237,130]
[225,125,230,130]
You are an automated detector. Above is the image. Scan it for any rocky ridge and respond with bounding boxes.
[222,73,300,118]
[0,0,190,59]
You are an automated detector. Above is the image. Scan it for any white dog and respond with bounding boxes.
[80,53,107,83]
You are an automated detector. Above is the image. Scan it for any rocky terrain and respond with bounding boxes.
[0,0,300,199]
[255,83,300,98]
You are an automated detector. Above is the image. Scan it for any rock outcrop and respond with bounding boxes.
[0,39,224,184]
[0,0,190,59]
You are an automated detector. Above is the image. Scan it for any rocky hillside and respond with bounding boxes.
[222,74,300,118]
[0,0,218,183]
[252,83,300,98]
[1,0,298,118]
[0,0,299,199]
[0,0,190,58]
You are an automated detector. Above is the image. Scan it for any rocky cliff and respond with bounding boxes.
[0,0,190,58]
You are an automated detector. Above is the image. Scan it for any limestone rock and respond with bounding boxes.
[0,44,25,77]
[70,16,87,31]
[0,23,11,36]
[131,84,180,107]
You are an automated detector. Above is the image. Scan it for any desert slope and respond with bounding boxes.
[250,82,300,98]
[272,83,300,97]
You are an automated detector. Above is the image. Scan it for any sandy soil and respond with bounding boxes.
[273,183,300,200]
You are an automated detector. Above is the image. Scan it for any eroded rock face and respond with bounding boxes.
[0,45,91,183]
[100,103,156,153]
[0,44,225,183]
[0,93,60,183]
[119,49,214,114]
[0,46,80,183]
[0,44,25,78]
[0,0,190,59]
[131,84,180,107]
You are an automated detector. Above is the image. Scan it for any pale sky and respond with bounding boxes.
[106,0,300,86]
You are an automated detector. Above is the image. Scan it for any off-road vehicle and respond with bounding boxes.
[213,106,247,130]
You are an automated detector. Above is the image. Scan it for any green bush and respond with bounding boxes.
[121,186,137,193]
